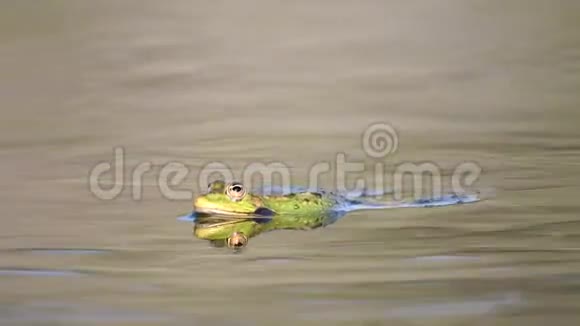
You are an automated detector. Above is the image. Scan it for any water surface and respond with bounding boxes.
[1,1,580,325]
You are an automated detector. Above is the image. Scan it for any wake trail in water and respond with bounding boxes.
[334,193,481,213]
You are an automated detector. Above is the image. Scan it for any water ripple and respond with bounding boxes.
[0,268,86,277]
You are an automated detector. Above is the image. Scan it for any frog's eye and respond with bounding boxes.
[226,182,246,201]
[227,232,248,249]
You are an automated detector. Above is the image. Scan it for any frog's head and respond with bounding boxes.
[193,217,262,243]
[194,181,273,216]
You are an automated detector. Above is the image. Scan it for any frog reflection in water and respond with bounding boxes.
[191,180,480,249]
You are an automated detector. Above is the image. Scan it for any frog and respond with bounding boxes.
[188,180,480,249]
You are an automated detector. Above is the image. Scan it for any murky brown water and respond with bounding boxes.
[2,1,580,325]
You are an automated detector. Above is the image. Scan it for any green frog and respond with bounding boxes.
[187,180,480,249]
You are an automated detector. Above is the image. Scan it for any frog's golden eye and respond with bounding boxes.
[227,232,248,249]
[226,182,246,201]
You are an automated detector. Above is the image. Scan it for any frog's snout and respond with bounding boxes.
[193,196,207,210]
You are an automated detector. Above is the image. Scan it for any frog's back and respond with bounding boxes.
[260,191,338,215]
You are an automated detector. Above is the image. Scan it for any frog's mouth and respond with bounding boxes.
[195,217,249,228]
[194,206,253,216]
[194,205,276,217]
[194,215,272,230]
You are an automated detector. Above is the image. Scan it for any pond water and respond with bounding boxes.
[1,1,580,325]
